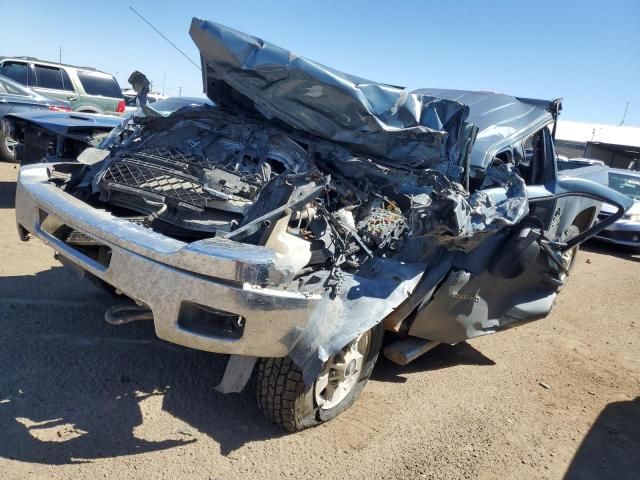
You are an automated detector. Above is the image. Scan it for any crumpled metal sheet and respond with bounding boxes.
[409,163,529,252]
[287,255,452,387]
[189,18,471,176]
[180,19,530,385]
[413,89,555,169]
[4,111,121,135]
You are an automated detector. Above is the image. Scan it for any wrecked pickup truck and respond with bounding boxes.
[14,18,633,431]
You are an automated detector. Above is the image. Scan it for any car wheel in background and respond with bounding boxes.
[0,132,17,162]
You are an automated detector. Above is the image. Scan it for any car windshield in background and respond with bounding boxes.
[608,172,640,200]
[149,97,212,116]
[77,71,122,99]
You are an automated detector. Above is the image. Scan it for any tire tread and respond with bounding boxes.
[256,357,304,432]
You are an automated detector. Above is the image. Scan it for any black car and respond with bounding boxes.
[0,73,70,161]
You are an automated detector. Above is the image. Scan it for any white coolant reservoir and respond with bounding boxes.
[265,212,312,273]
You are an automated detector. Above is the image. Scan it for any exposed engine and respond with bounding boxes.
[63,108,426,275]
[94,114,315,235]
[55,103,526,283]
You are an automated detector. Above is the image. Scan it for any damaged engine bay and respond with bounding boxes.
[54,103,527,293]
[44,17,532,301]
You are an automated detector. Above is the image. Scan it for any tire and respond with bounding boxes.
[550,225,580,290]
[0,131,16,162]
[562,225,580,274]
[255,323,384,432]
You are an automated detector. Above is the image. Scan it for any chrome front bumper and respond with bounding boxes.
[15,164,316,357]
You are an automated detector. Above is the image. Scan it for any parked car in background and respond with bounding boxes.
[2,111,121,165]
[0,73,70,161]
[560,164,640,249]
[2,96,214,164]
[557,157,606,170]
[131,95,213,116]
[122,88,168,114]
[0,56,125,115]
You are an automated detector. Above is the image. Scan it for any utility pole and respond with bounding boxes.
[620,102,630,126]
[59,45,62,63]
[162,74,166,96]
[178,86,182,97]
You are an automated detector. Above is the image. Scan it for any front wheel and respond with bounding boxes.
[0,132,17,162]
[255,323,384,432]
[556,225,580,287]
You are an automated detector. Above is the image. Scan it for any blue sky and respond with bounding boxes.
[1,0,638,125]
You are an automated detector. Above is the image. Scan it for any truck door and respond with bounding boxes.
[408,127,632,344]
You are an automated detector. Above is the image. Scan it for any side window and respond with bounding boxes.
[34,64,73,91]
[34,65,62,90]
[77,71,122,98]
[0,61,29,85]
[511,133,536,184]
[60,69,74,92]
[514,128,555,186]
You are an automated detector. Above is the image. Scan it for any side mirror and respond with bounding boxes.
[127,70,150,95]
[489,217,543,279]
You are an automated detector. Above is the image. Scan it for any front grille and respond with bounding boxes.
[102,156,216,209]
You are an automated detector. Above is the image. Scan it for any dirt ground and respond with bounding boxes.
[0,161,638,480]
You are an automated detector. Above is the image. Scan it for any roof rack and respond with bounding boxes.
[0,55,102,73]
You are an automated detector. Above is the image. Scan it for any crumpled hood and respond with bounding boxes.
[189,18,472,177]
[5,111,122,134]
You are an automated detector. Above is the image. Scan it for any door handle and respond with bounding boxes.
[67,96,77,101]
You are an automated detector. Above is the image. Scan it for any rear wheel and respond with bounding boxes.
[255,323,384,432]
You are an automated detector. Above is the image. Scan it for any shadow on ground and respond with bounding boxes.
[581,239,640,263]
[372,342,496,384]
[0,179,17,209]
[0,266,283,464]
[564,397,640,479]
[0,264,497,464]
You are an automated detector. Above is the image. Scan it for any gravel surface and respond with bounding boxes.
[0,162,638,479]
